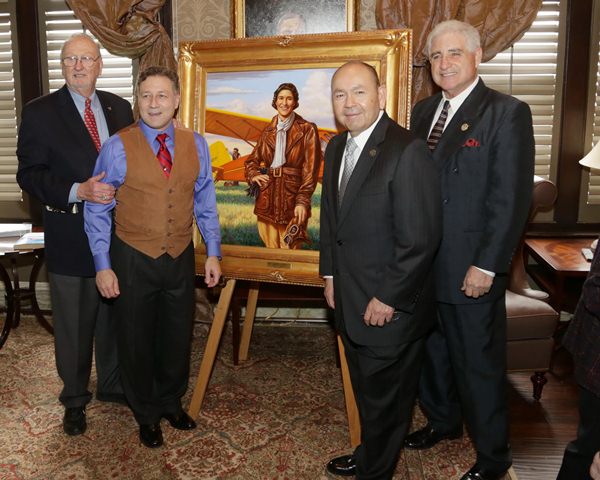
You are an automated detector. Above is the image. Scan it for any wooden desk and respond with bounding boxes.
[524,237,593,313]
[0,247,52,349]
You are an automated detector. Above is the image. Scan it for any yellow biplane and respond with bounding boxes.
[205,108,337,183]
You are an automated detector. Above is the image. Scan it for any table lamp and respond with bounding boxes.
[580,141,600,253]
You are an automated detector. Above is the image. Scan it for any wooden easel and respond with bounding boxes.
[187,278,361,447]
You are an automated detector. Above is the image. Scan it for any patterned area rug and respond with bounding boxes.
[0,315,494,479]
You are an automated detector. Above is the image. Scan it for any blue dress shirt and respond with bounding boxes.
[84,120,222,272]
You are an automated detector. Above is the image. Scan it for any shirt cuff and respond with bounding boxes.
[322,275,333,279]
[205,240,222,259]
[474,266,495,277]
[69,183,81,203]
[93,252,112,272]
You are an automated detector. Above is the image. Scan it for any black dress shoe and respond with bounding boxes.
[326,454,356,477]
[139,423,163,448]
[460,464,508,480]
[96,392,128,406]
[163,411,196,430]
[404,424,462,450]
[63,406,86,436]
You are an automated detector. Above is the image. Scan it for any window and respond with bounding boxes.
[0,0,20,201]
[478,0,561,179]
[40,0,134,102]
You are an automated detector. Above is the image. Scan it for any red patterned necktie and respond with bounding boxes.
[427,100,450,151]
[84,98,101,151]
[156,133,173,178]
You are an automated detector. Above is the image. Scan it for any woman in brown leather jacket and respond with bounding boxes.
[244,83,322,248]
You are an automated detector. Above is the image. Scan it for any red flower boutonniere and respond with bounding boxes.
[463,138,481,147]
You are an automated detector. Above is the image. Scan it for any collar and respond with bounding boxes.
[67,87,99,110]
[139,119,175,144]
[442,76,480,113]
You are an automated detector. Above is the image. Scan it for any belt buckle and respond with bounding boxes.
[272,167,282,178]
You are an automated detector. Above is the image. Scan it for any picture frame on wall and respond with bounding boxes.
[178,30,412,285]
[232,0,359,38]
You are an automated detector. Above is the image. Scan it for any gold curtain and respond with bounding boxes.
[376,0,543,105]
[65,0,177,73]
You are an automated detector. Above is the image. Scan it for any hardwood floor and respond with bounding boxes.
[508,347,579,480]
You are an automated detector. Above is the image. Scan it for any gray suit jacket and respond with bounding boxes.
[319,113,442,346]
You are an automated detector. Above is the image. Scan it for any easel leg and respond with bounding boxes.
[188,278,236,419]
[238,281,260,362]
[337,335,361,448]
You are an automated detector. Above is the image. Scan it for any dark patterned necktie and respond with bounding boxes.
[84,98,101,151]
[156,133,172,178]
[338,137,358,204]
[427,100,450,151]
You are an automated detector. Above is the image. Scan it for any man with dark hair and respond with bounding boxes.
[405,20,534,480]
[320,60,441,478]
[17,33,133,436]
[244,82,321,249]
[84,65,221,448]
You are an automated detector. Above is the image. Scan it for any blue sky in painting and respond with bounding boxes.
[205,67,337,156]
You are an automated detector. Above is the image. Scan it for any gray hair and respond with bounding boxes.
[426,20,481,56]
[60,33,101,59]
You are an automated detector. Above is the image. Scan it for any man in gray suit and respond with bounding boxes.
[17,33,133,436]
[319,61,441,479]
[404,20,534,480]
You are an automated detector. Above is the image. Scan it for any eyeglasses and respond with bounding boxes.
[61,55,99,67]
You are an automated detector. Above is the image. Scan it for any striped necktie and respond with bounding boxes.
[427,100,450,151]
[156,133,173,178]
[84,98,101,152]
[338,137,358,204]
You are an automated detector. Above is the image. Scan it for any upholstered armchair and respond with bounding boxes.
[506,176,559,400]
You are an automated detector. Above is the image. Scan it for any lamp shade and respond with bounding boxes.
[579,141,600,170]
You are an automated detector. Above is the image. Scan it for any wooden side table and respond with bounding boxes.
[524,237,593,313]
[0,247,52,349]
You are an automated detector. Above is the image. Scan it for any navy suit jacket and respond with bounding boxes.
[17,85,133,276]
[411,79,534,304]
[319,113,442,346]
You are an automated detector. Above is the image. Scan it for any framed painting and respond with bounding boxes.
[178,30,412,285]
[232,0,359,38]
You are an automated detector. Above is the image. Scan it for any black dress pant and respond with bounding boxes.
[49,272,121,408]
[418,298,511,473]
[341,331,425,480]
[557,386,600,480]
[111,236,195,425]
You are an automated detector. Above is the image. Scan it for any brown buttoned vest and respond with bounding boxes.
[114,124,199,259]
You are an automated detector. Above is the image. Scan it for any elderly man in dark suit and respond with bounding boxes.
[319,61,442,479]
[16,33,133,436]
[557,233,600,480]
[403,20,534,480]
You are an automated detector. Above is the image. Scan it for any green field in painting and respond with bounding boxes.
[215,182,321,250]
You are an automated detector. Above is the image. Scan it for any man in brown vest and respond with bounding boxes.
[84,66,222,448]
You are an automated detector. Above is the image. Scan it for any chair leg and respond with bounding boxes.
[530,371,548,400]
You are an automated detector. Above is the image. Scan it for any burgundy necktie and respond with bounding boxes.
[427,100,450,151]
[84,98,101,151]
[156,133,173,178]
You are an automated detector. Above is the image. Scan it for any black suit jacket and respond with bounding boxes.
[411,79,534,304]
[563,238,600,397]
[17,85,133,276]
[319,113,442,346]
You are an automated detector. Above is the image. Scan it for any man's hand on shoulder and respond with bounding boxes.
[204,256,221,288]
[461,265,493,298]
[364,297,394,327]
[96,269,120,298]
[77,171,115,204]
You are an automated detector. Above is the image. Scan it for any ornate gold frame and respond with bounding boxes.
[232,0,359,38]
[178,30,412,286]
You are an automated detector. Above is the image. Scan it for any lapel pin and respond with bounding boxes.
[369,149,377,157]
[107,106,112,111]
[461,123,469,131]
